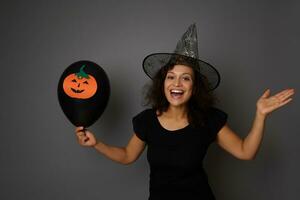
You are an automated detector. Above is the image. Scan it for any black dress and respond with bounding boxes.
[132,107,228,200]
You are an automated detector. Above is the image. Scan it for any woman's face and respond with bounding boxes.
[164,64,194,108]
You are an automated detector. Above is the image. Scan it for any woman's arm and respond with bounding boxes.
[75,127,146,165]
[216,112,266,160]
[216,88,294,160]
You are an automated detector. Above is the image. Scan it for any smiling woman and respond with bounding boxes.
[164,65,194,105]
[143,61,219,128]
[74,24,295,200]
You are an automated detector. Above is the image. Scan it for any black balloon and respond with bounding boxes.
[57,60,110,127]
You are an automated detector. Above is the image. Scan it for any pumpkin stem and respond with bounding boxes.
[75,65,90,79]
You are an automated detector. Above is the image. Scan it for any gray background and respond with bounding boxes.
[0,0,299,199]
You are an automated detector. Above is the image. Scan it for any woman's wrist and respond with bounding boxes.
[255,109,267,119]
[92,139,99,148]
[93,140,99,148]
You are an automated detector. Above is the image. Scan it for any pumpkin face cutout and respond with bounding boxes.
[58,60,110,127]
[63,65,98,99]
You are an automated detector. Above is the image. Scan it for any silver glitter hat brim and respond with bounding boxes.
[142,53,221,91]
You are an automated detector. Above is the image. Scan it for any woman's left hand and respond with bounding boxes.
[256,88,295,117]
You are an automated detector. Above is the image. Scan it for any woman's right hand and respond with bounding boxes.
[75,126,97,147]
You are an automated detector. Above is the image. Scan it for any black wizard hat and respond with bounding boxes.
[142,23,221,91]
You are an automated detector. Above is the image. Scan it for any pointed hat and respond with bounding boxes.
[142,23,221,91]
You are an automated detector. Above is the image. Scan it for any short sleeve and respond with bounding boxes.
[208,107,228,141]
[132,110,149,142]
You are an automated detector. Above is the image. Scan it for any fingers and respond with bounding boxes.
[260,89,271,98]
[75,126,97,146]
[275,88,294,98]
[75,126,87,142]
[76,132,86,137]
[75,127,95,146]
[281,89,295,99]
[78,133,89,145]
[274,89,295,103]
[75,126,85,133]
[280,97,293,106]
[269,89,294,110]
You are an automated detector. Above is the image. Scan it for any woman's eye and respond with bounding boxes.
[183,77,191,81]
[167,76,174,80]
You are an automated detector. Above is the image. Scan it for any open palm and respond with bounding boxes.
[256,88,295,116]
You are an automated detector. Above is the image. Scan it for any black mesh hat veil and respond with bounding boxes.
[142,23,221,91]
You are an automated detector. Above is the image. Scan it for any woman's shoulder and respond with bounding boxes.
[208,106,227,115]
[207,106,228,123]
[133,108,154,120]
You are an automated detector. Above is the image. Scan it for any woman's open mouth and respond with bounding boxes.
[170,89,184,99]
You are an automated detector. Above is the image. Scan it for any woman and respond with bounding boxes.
[75,24,295,199]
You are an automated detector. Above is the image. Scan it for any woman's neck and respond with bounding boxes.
[164,105,188,120]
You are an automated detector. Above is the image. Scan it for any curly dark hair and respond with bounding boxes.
[142,56,220,127]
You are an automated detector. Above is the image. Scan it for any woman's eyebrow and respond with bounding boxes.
[180,73,193,77]
[167,72,192,75]
[167,71,175,74]
[182,73,192,76]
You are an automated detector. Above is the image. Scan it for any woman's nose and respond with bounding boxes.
[174,78,181,86]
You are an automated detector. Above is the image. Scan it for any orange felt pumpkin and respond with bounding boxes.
[63,65,98,99]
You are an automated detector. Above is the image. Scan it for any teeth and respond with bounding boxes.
[171,89,184,94]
